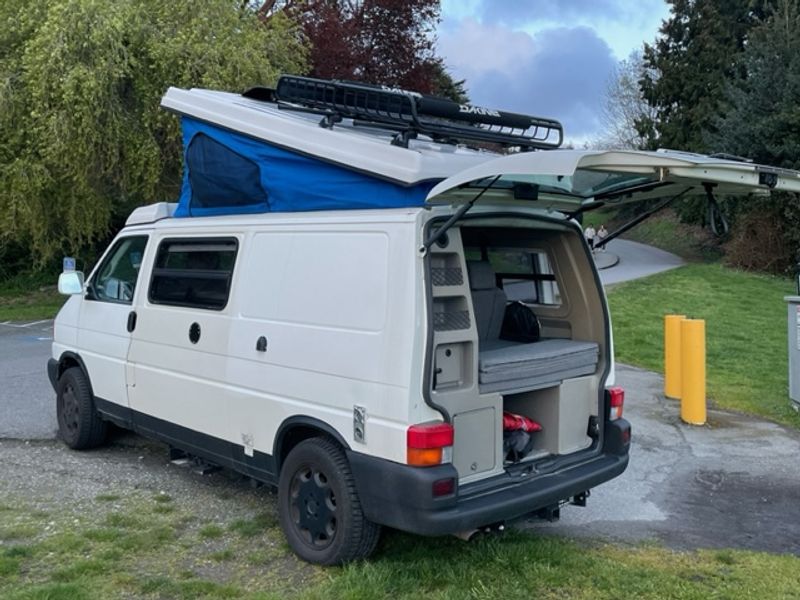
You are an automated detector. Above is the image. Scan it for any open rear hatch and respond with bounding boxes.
[425,149,800,212]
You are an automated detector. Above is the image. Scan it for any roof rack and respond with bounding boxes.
[242,75,564,150]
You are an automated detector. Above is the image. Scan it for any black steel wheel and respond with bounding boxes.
[56,367,108,450]
[278,437,380,565]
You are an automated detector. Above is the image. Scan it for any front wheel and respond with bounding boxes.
[56,367,108,450]
[278,437,381,565]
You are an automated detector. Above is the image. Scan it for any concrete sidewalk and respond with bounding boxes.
[525,364,800,555]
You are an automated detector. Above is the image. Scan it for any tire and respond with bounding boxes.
[278,437,381,565]
[56,367,108,450]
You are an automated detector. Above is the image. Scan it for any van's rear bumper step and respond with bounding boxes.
[349,419,631,536]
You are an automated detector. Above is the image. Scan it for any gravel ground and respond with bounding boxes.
[0,431,271,514]
[0,430,320,595]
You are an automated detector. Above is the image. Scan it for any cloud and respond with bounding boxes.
[479,0,626,24]
[439,19,617,140]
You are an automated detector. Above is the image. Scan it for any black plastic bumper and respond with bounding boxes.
[47,358,59,391]
[348,418,630,536]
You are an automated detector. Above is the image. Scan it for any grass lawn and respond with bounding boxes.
[2,494,799,600]
[608,263,800,428]
[0,271,64,321]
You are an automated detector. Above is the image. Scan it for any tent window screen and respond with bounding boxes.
[149,239,238,310]
[187,133,268,211]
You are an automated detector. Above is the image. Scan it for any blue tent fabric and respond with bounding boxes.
[175,117,438,217]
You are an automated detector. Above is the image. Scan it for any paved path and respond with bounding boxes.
[0,320,57,439]
[598,239,684,286]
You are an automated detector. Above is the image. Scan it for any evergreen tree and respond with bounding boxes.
[714,0,800,169]
[711,0,800,272]
[639,0,765,153]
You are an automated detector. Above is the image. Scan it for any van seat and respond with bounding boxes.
[466,261,506,341]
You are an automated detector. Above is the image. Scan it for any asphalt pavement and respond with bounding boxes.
[0,320,57,439]
[597,238,684,285]
[525,365,800,555]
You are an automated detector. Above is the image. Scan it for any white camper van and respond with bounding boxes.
[49,76,800,564]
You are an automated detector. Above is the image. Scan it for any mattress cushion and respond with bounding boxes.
[478,338,599,390]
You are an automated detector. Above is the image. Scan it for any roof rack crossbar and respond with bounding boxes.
[244,75,564,150]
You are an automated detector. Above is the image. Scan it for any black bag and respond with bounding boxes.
[503,430,536,462]
[500,301,541,343]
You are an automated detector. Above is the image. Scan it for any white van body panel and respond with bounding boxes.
[52,295,81,350]
[52,200,616,478]
[116,209,439,464]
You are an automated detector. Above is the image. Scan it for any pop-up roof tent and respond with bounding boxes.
[161,76,564,217]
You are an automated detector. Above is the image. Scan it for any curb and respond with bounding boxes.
[593,252,620,270]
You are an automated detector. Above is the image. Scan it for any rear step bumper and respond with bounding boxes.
[349,418,631,536]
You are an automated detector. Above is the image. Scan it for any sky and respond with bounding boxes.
[438,0,671,145]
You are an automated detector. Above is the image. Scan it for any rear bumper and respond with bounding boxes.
[349,418,630,536]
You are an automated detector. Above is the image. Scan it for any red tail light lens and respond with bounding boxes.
[407,423,454,449]
[608,386,624,420]
[407,422,454,467]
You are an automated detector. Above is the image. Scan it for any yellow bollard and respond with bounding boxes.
[680,319,706,425]
[664,314,686,399]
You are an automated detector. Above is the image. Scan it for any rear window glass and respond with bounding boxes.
[484,248,561,306]
[149,239,238,310]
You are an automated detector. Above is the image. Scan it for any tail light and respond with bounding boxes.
[407,422,453,467]
[607,387,624,421]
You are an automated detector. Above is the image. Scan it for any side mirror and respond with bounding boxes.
[58,271,85,295]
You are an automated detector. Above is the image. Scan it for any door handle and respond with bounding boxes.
[256,336,268,352]
[126,311,137,333]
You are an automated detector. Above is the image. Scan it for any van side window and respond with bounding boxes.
[149,239,238,310]
[89,236,148,304]
[485,248,561,306]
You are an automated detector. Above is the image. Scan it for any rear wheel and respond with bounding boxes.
[56,367,108,449]
[278,437,380,565]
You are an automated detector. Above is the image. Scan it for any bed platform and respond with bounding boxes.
[478,338,599,394]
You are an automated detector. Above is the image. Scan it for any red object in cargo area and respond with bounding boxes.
[502,411,542,433]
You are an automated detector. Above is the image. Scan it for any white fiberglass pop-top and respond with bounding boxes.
[50,75,800,566]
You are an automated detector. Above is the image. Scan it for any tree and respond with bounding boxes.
[639,0,766,153]
[710,0,800,272]
[259,0,467,101]
[595,51,657,150]
[637,0,767,231]
[713,0,800,169]
[0,0,308,268]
